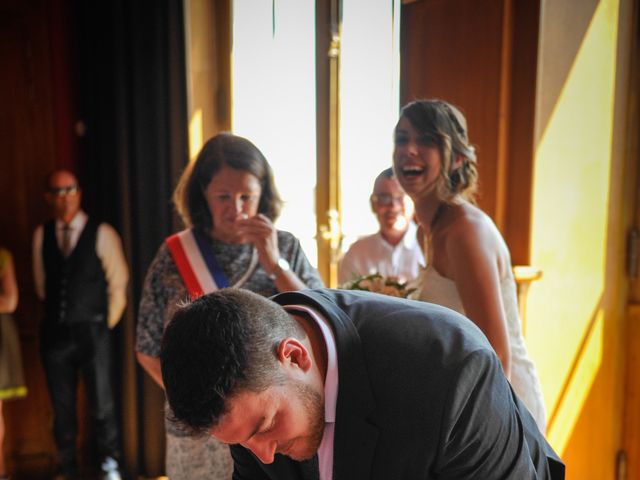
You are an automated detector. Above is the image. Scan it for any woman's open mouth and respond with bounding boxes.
[401,165,425,178]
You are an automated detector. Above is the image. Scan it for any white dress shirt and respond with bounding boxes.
[338,221,425,284]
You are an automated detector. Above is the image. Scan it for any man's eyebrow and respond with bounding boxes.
[217,416,266,446]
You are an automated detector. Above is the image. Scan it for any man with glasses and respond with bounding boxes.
[338,168,425,285]
[32,169,128,480]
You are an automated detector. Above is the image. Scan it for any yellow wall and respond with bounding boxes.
[528,0,633,477]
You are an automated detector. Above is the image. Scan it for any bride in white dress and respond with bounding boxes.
[392,99,546,432]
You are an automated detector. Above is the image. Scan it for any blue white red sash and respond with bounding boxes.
[165,229,258,299]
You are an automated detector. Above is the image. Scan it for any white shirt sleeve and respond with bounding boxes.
[338,247,361,284]
[32,225,45,300]
[96,223,129,328]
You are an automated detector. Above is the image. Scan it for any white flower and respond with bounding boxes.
[341,273,416,298]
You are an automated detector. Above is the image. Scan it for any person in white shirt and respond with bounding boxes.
[338,168,425,285]
[32,169,128,480]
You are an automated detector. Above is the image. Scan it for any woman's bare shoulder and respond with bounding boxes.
[448,204,512,274]
[445,203,495,240]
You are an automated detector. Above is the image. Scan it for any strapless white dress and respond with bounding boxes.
[416,266,547,432]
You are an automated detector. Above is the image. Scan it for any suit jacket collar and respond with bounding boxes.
[272,289,379,479]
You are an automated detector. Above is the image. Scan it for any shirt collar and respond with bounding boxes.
[401,221,419,249]
[56,210,87,230]
[376,220,418,250]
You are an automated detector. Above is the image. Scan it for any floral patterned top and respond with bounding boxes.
[136,230,323,436]
[136,230,323,358]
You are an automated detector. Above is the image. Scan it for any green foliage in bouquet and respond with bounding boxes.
[340,273,416,298]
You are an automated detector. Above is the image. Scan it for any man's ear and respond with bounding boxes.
[369,195,376,214]
[276,338,312,372]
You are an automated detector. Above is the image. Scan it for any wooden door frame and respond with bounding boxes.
[315,0,342,287]
[399,0,539,265]
[622,0,640,476]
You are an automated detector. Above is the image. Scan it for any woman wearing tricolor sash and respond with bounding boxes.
[135,133,323,480]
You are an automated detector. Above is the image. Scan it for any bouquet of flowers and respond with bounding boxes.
[340,273,417,298]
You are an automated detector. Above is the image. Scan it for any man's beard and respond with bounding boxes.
[287,380,325,461]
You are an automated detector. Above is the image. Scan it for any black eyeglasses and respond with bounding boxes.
[371,193,405,206]
[48,185,79,197]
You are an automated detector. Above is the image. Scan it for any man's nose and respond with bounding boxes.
[244,439,277,464]
[385,197,405,210]
[390,198,404,209]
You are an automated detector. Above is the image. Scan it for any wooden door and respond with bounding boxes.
[401,0,638,477]
[0,0,59,476]
[0,0,92,476]
[401,0,539,264]
[624,160,640,478]
[623,1,640,474]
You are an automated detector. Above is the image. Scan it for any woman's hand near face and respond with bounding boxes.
[234,214,280,270]
[235,214,309,292]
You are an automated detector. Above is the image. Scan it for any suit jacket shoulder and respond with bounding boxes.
[237,289,565,479]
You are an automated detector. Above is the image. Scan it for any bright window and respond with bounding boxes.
[231,0,400,267]
[232,0,318,264]
[339,0,401,252]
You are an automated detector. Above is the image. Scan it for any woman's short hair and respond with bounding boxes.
[173,133,283,231]
[397,99,478,203]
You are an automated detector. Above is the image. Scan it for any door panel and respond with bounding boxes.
[401,0,539,264]
[623,1,640,475]
[0,0,59,475]
[401,0,505,223]
[401,0,637,476]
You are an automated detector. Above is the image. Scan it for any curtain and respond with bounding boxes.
[71,0,188,476]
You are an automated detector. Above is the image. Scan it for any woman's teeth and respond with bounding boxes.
[402,166,424,177]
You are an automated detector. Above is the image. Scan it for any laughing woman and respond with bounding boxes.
[392,99,547,433]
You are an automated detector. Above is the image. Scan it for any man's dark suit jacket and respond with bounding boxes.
[230,288,565,479]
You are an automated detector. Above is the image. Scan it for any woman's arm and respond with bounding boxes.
[136,244,175,389]
[270,268,308,291]
[136,351,164,388]
[0,253,18,314]
[446,217,512,378]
